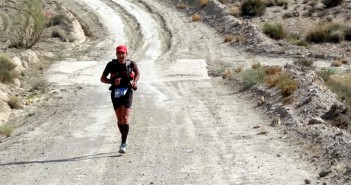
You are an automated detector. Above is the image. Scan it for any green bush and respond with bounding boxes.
[263,22,285,40]
[242,66,266,89]
[288,34,308,46]
[241,0,266,16]
[7,0,45,49]
[316,68,336,82]
[0,124,14,137]
[0,53,16,83]
[322,0,343,8]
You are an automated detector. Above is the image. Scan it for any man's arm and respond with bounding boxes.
[100,75,111,84]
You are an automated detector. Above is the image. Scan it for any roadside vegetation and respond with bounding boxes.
[1,0,79,49]
[0,124,14,137]
[7,96,22,109]
[0,53,17,83]
[5,0,46,49]
[238,64,298,97]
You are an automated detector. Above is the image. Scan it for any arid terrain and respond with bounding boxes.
[0,0,351,184]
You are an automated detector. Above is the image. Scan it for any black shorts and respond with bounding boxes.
[110,89,133,109]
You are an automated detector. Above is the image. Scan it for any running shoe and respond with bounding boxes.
[119,143,127,153]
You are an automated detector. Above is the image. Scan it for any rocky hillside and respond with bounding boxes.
[0,0,89,124]
[160,0,351,183]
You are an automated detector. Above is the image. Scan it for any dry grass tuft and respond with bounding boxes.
[229,6,240,17]
[7,96,22,109]
[224,34,234,42]
[294,58,314,68]
[265,66,282,75]
[176,2,187,10]
[0,124,14,137]
[276,73,299,96]
[0,53,17,83]
[331,60,343,67]
[222,68,233,80]
[234,65,243,73]
[265,71,299,96]
[251,62,262,69]
[265,73,280,87]
[191,13,202,22]
[199,0,209,6]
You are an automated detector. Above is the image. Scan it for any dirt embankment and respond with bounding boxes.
[157,0,351,183]
[0,0,105,126]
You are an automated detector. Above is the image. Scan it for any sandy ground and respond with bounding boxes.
[0,0,333,184]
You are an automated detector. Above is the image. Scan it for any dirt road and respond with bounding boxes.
[0,0,322,184]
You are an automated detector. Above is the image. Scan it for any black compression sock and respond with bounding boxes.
[120,124,129,144]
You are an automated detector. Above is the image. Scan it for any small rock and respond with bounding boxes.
[308,117,326,125]
[253,125,261,129]
[305,179,311,184]
[319,170,332,178]
[270,117,281,127]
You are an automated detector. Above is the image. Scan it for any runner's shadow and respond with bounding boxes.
[0,152,122,167]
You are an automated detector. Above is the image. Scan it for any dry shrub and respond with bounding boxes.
[331,60,343,67]
[176,2,187,10]
[326,75,351,108]
[234,65,243,73]
[252,62,262,69]
[7,96,22,109]
[0,53,17,83]
[0,124,14,137]
[341,59,349,64]
[276,73,299,96]
[222,68,233,80]
[199,0,209,6]
[224,34,234,42]
[7,0,46,49]
[265,73,280,87]
[191,13,201,22]
[230,6,240,17]
[306,21,347,43]
[265,66,282,75]
[234,35,243,43]
[265,71,299,96]
[293,58,314,68]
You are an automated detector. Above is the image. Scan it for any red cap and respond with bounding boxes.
[116,45,127,54]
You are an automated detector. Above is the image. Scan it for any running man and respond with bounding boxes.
[100,45,140,153]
